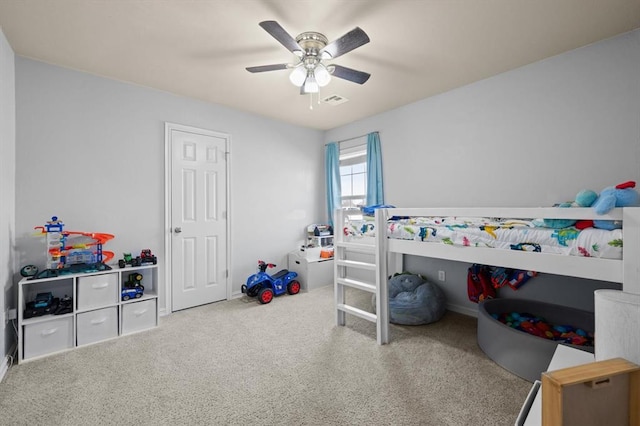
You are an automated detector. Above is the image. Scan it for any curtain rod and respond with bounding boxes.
[325,131,378,146]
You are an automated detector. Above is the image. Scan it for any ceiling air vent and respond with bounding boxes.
[322,94,349,106]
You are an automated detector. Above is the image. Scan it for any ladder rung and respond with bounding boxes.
[335,259,376,271]
[337,303,377,323]
[335,241,375,253]
[336,277,376,293]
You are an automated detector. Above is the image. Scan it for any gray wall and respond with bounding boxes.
[0,27,16,373]
[326,29,640,314]
[14,58,325,312]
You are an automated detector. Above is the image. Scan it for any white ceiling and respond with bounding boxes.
[1,0,639,130]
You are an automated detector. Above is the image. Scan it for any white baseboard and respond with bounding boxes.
[0,344,15,383]
[1,337,17,383]
[0,355,9,382]
[447,302,478,318]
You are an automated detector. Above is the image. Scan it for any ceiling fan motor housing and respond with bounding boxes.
[296,32,330,68]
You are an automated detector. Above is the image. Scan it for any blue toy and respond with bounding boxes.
[241,260,301,304]
[591,181,639,229]
[122,286,144,301]
[543,181,639,229]
[34,292,53,309]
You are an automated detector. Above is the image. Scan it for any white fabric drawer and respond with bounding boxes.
[76,307,118,346]
[77,273,118,310]
[24,316,74,360]
[122,299,156,335]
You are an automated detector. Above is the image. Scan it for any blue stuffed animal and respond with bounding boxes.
[543,182,639,230]
[543,189,598,229]
[591,181,639,229]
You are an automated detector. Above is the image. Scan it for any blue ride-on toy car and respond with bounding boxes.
[241,260,301,304]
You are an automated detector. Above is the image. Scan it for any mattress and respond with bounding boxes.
[344,216,623,259]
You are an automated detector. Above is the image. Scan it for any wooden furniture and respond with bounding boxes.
[518,344,595,426]
[18,264,159,363]
[542,357,639,426]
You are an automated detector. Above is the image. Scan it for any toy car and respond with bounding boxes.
[124,273,144,290]
[118,253,139,268]
[24,292,59,318]
[139,249,157,265]
[241,260,301,304]
[53,295,73,315]
[121,286,144,301]
[34,292,53,309]
[118,249,157,268]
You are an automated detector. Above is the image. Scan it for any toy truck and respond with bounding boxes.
[118,249,157,268]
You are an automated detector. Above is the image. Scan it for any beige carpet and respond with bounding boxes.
[0,285,531,425]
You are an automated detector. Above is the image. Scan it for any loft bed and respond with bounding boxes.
[333,207,640,344]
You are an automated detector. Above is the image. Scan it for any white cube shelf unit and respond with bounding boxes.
[18,264,159,363]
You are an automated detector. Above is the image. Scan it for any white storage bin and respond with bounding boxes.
[288,251,334,291]
[23,316,73,360]
[77,273,118,310]
[122,299,157,335]
[76,307,118,346]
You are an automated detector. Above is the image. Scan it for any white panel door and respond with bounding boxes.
[171,128,228,311]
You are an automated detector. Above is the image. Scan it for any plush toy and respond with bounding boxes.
[543,181,639,230]
[591,181,640,230]
[543,189,598,229]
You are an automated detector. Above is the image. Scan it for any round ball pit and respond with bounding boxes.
[477,298,594,382]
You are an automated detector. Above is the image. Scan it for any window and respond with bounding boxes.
[339,140,367,209]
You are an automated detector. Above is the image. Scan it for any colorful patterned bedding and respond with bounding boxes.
[344,216,623,259]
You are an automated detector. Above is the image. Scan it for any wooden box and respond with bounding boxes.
[542,358,640,426]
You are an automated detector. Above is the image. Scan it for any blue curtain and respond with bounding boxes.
[366,132,384,206]
[325,142,341,225]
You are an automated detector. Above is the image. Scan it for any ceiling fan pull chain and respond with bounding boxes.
[309,93,313,110]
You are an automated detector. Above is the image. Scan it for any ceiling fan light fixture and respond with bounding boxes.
[302,71,319,94]
[315,64,331,87]
[289,65,307,86]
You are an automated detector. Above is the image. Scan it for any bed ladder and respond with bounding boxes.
[334,209,389,344]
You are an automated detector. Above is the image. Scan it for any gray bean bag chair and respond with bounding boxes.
[373,273,446,325]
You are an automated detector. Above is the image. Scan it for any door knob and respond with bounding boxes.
[174,227,182,234]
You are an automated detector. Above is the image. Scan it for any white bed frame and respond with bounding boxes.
[334,207,640,344]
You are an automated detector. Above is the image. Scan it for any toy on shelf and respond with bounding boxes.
[53,295,73,315]
[124,273,144,289]
[121,272,145,301]
[140,249,157,265]
[32,216,115,278]
[118,249,158,268]
[122,286,144,301]
[24,292,58,318]
[241,260,301,304]
[20,265,39,278]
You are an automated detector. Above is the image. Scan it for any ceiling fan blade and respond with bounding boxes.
[320,27,370,59]
[330,65,371,84]
[246,64,289,73]
[259,21,302,54]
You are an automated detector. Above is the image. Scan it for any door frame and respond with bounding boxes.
[164,122,232,315]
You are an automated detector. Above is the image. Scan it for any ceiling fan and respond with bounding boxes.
[246,21,371,96]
